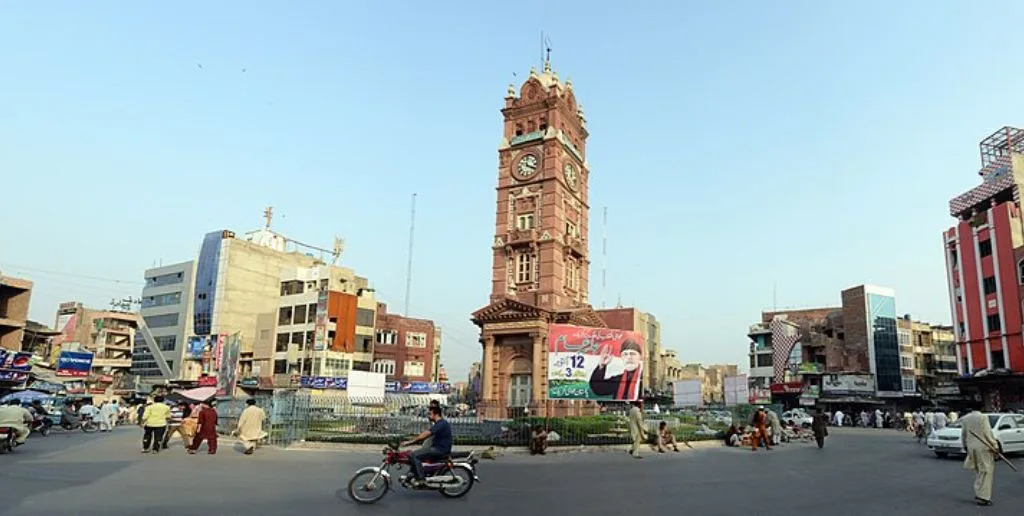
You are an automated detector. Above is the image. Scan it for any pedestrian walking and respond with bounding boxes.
[627,401,647,459]
[766,409,782,446]
[233,399,267,455]
[812,408,829,449]
[189,400,219,455]
[140,396,171,454]
[961,405,999,506]
[161,402,192,450]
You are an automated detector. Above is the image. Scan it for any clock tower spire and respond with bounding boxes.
[490,62,590,311]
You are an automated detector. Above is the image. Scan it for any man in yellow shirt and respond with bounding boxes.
[140,396,171,454]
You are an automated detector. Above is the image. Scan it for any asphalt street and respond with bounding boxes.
[1,426,1022,515]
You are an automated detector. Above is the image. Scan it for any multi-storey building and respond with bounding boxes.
[944,127,1024,375]
[132,261,195,379]
[256,264,376,388]
[52,301,139,400]
[132,217,369,388]
[0,274,32,352]
[659,350,684,394]
[373,303,439,383]
[596,307,663,395]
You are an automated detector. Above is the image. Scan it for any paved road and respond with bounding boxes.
[1,426,1022,515]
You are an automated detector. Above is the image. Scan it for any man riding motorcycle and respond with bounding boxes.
[28,400,53,433]
[0,399,34,446]
[401,405,452,487]
[60,400,80,428]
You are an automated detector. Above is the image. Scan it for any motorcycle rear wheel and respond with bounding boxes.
[347,470,389,504]
[81,421,98,433]
[439,467,474,498]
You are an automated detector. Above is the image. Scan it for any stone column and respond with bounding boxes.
[482,334,495,400]
[531,332,546,407]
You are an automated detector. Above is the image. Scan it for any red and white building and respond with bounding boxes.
[944,127,1024,375]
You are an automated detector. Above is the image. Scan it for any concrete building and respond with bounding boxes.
[0,274,32,352]
[133,215,367,388]
[944,127,1024,374]
[132,261,195,379]
[595,307,663,396]
[842,285,903,398]
[472,58,608,418]
[21,321,60,358]
[374,303,439,383]
[659,350,684,393]
[257,264,376,388]
[52,301,139,400]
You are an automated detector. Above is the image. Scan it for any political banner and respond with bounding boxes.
[314,289,328,351]
[56,351,94,377]
[547,324,645,401]
[216,332,241,397]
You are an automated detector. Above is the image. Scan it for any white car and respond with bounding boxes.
[927,413,1024,458]
[782,410,813,428]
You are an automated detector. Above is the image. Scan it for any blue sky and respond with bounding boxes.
[3,2,1023,381]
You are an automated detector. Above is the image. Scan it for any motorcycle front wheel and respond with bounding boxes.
[81,421,98,433]
[439,466,475,498]
[347,470,389,504]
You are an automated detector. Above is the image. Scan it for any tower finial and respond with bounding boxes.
[543,33,552,72]
[506,83,516,98]
[263,206,273,229]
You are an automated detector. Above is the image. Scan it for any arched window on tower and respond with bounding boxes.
[515,124,523,137]
[539,118,547,131]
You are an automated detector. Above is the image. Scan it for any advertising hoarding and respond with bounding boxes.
[546,324,644,401]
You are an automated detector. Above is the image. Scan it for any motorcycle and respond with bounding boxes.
[347,441,480,504]
[59,415,98,433]
[31,416,52,436]
[0,427,16,454]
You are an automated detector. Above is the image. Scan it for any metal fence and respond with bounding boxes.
[217,390,730,448]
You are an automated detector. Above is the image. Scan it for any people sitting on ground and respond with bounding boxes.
[724,424,740,447]
[530,425,548,455]
[656,421,680,453]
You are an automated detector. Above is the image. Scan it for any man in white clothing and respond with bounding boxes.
[832,410,844,427]
[960,406,998,506]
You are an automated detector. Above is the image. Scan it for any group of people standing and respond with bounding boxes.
[137,397,266,455]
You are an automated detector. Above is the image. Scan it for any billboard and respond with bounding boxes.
[0,349,32,383]
[822,373,874,394]
[672,379,702,407]
[547,324,645,401]
[347,370,386,399]
[314,289,328,351]
[185,336,207,359]
[723,375,749,406]
[56,351,94,377]
[216,333,241,397]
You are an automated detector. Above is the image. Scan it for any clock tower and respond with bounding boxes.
[472,59,606,417]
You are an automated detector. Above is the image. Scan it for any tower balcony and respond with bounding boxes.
[563,234,586,257]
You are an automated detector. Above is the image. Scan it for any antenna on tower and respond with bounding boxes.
[263,206,273,229]
[404,193,417,316]
[541,32,552,70]
[602,206,608,309]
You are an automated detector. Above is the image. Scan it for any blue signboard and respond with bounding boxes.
[56,351,94,377]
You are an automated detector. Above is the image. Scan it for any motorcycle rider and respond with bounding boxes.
[28,400,52,432]
[401,405,452,487]
[0,399,34,446]
[60,400,79,428]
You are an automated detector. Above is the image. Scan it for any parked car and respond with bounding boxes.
[927,413,1024,458]
[782,410,813,428]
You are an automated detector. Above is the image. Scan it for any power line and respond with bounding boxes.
[0,263,141,285]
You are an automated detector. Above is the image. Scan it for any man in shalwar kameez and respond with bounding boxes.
[960,406,999,506]
[234,398,267,455]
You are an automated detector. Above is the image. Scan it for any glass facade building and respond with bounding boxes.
[867,290,902,393]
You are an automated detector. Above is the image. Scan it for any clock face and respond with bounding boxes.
[516,154,539,178]
[564,163,578,190]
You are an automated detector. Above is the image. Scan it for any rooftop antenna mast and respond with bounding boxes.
[541,32,552,68]
[404,193,417,316]
[263,206,273,229]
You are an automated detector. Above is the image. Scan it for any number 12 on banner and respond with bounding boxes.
[564,354,585,377]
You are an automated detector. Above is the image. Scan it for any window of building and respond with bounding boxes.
[992,351,1006,369]
[516,252,535,283]
[143,313,179,329]
[983,276,997,295]
[293,304,307,325]
[273,359,288,374]
[376,329,398,345]
[373,359,396,376]
[564,257,579,290]
[305,331,315,348]
[979,239,992,257]
[565,221,579,239]
[278,307,293,326]
[275,333,290,352]
[902,377,916,393]
[950,248,958,268]
[154,335,177,352]
[142,292,182,308]
[987,314,1001,332]
[307,303,317,323]
[898,330,910,346]
[356,335,373,353]
[404,361,426,377]
[756,354,772,368]
[148,272,184,287]
[900,356,913,369]
[516,214,535,230]
[356,308,375,327]
[406,332,427,348]
[280,280,304,296]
